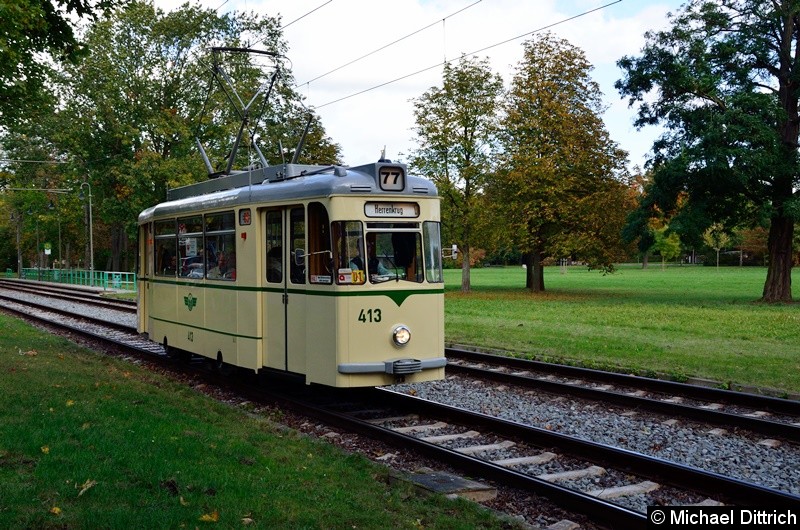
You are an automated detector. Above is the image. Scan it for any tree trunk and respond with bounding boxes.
[122,230,130,272]
[111,227,122,272]
[762,215,793,302]
[525,251,545,292]
[642,252,649,269]
[460,243,471,293]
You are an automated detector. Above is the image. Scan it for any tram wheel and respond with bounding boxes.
[213,352,234,376]
[163,337,177,359]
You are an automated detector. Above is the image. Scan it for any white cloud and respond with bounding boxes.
[155,0,684,170]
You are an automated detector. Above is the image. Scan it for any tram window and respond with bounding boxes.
[154,219,176,277]
[379,232,423,283]
[333,221,365,285]
[364,231,423,284]
[155,219,176,236]
[289,207,305,284]
[178,215,204,278]
[266,211,282,283]
[205,211,236,281]
[423,222,443,283]
[308,202,332,284]
[206,211,235,232]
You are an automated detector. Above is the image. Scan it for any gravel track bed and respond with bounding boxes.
[395,376,800,496]
[0,288,138,328]
[5,288,798,526]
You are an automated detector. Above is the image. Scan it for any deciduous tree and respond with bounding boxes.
[653,227,682,270]
[703,223,730,269]
[48,1,338,270]
[616,0,800,302]
[493,33,630,292]
[408,55,503,292]
[0,0,124,125]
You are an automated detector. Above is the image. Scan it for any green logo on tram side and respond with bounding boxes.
[184,293,198,311]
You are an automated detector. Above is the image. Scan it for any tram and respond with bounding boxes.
[136,159,447,387]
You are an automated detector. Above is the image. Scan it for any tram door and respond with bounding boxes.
[264,207,307,374]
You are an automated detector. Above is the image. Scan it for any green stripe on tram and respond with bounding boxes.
[148,315,262,341]
[141,278,443,306]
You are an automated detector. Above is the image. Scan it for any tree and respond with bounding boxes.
[703,223,730,269]
[621,170,659,268]
[653,227,683,269]
[44,1,339,270]
[616,0,800,302]
[408,55,503,292]
[493,32,630,292]
[0,0,124,125]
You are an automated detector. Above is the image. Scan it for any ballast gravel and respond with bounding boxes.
[395,376,800,496]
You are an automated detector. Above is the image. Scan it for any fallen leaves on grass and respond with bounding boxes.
[199,510,219,522]
[49,507,61,515]
[77,479,97,496]
[40,446,49,454]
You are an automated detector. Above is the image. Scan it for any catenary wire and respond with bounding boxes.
[314,0,622,109]
[295,0,483,88]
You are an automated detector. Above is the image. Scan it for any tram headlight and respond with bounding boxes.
[392,325,411,346]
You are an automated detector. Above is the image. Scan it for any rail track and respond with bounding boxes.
[1,281,798,529]
[445,347,800,441]
[0,278,136,313]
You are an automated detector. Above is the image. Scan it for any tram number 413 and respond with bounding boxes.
[358,308,382,323]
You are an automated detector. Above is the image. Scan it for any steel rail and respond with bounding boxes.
[255,385,647,530]
[0,279,136,312]
[0,293,137,333]
[371,389,800,508]
[446,347,800,415]
[446,362,800,441]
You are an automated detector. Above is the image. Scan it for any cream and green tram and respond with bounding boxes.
[137,161,446,387]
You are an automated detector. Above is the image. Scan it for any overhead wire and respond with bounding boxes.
[312,0,623,109]
[296,0,482,88]
[248,0,334,50]
[281,0,333,30]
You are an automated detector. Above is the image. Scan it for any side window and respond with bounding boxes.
[205,211,236,281]
[154,219,176,277]
[290,207,306,284]
[423,221,443,283]
[308,202,332,284]
[266,210,282,283]
[178,215,204,278]
[333,221,365,285]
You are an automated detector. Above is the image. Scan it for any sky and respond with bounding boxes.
[156,0,686,171]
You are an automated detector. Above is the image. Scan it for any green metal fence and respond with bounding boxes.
[16,269,137,292]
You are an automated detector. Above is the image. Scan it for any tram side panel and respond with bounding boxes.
[304,294,337,385]
[231,216,262,371]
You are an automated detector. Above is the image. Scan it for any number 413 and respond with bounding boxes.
[358,308,382,323]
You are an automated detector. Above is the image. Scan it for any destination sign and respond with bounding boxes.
[364,202,419,218]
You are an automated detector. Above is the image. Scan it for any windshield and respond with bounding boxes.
[333,222,425,284]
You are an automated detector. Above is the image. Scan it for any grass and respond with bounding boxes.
[3,265,797,526]
[444,264,800,395]
[0,318,510,529]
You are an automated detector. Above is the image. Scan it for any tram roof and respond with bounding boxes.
[138,161,438,224]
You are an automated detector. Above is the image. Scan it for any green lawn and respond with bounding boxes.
[0,317,510,529]
[443,265,800,396]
